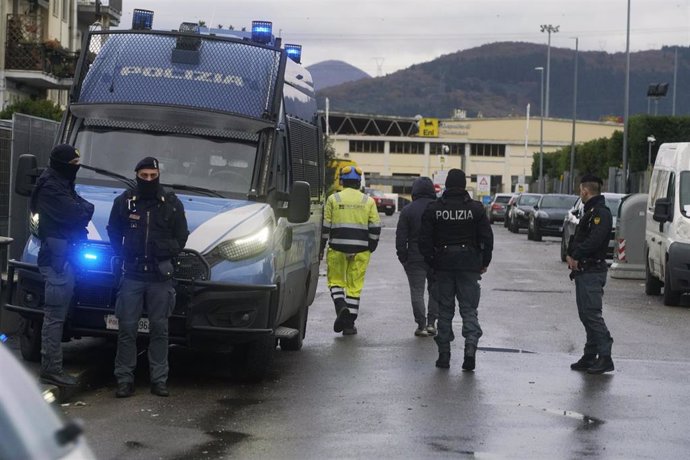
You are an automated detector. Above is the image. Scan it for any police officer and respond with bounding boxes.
[30,144,94,386]
[107,157,189,397]
[320,165,381,336]
[419,169,493,370]
[566,174,614,374]
[396,176,439,337]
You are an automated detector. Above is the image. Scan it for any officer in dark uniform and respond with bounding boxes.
[31,144,94,386]
[107,157,189,398]
[566,174,614,374]
[419,169,494,370]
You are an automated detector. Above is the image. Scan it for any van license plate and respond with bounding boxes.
[105,315,150,333]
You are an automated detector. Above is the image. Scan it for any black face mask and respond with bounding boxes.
[136,176,160,198]
[50,158,80,182]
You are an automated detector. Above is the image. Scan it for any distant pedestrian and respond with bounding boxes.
[320,165,381,336]
[566,174,614,374]
[30,144,94,387]
[107,157,189,398]
[419,169,493,370]
[396,177,439,337]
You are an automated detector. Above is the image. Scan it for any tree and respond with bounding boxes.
[0,99,63,121]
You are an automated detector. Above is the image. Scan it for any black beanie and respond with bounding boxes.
[445,168,467,189]
[135,156,159,171]
[580,173,603,185]
[50,144,79,164]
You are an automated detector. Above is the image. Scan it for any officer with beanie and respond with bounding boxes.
[107,157,189,398]
[419,169,493,370]
[320,165,381,335]
[566,173,615,374]
[30,144,94,386]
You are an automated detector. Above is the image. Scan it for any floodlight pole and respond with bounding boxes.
[535,66,545,193]
[569,37,578,194]
[540,24,559,118]
[622,0,631,193]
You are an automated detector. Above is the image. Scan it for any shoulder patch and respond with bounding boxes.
[593,216,601,225]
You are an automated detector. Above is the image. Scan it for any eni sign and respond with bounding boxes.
[417,118,439,137]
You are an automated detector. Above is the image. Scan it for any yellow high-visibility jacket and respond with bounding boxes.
[321,188,381,254]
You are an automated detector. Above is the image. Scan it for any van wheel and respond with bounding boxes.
[280,304,308,351]
[663,266,682,306]
[19,317,42,362]
[560,236,568,262]
[644,256,662,295]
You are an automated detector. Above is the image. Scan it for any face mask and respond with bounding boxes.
[136,176,160,198]
[50,159,80,182]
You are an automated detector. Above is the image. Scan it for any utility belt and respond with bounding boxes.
[434,243,482,271]
[124,257,174,278]
[580,258,606,270]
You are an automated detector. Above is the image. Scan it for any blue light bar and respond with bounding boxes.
[285,44,302,64]
[132,9,154,30]
[0,333,7,343]
[83,253,98,260]
[251,20,273,44]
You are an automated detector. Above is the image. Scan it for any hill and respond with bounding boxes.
[316,42,690,121]
[306,60,371,91]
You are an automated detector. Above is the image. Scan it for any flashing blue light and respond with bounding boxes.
[285,44,302,64]
[132,9,154,30]
[0,333,7,343]
[251,20,273,44]
[83,253,98,261]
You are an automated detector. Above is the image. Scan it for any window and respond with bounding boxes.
[390,141,424,154]
[62,0,70,21]
[430,143,464,156]
[349,140,384,153]
[470,143,505,157]
[53,0,60,17]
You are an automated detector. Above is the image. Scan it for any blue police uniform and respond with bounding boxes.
[567,178,614,374]
[30,144,94,386]
[419,169,493,370]
[107,157,188,397]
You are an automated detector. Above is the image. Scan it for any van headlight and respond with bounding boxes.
[208,225,271,262]
[29,213,39,237]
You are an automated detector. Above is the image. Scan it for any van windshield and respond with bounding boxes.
[680,171,690,216]
[74,126,258,195]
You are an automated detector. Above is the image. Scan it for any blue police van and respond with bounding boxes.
[5,13,324,380]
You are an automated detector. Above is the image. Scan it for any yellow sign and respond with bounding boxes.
[418,118,439,137]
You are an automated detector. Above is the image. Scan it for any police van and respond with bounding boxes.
[5,13,324,380]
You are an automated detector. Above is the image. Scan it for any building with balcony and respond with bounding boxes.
[325,111,623,196]
[0,0,121,111]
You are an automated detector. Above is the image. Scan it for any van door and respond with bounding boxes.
[647,169,671,275]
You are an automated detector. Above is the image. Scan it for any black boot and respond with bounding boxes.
[115,382,134,398]
[40,370,78,387]
[333,299,351,333]
[462,344,477,371]
[435,352,450,369]
[570,353,597,371]
[587,355,614,374]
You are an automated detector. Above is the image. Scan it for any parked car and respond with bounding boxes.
[0,343,94,459]
[507,193,542,233]
[487,193,514,223]
[526,194,578,241]
[365,188,396,215]
[504,194,519,228]
[560,192,626,262]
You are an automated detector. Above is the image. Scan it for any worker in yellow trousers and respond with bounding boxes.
[320,165,381,335]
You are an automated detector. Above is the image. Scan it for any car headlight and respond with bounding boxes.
[210,225,272,262]
[29,213,39,237]
[536,211,549,219]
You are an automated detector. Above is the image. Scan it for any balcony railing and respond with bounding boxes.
[5,14,78,79]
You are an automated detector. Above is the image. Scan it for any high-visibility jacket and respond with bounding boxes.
[321,188,381,254]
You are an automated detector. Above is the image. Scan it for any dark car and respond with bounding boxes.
[560,192,626,261]
[507,193,542,233]
[365,188,396,215]
[487,193,514,224]
[526,194,578,241]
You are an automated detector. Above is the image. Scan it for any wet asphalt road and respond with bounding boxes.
[40,215,690,458]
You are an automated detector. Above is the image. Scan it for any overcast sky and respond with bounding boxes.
[118,0,690,75]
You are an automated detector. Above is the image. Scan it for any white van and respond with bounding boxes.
[644,142,690,305]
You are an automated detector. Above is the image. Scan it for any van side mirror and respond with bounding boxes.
[288,181,310,223]
[653,197,672,223]
[15,154,40,197]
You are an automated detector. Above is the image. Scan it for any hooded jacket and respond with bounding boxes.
[395,177,437,264]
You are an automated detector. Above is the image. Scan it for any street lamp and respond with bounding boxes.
[540,24,559,118]
[569,37,579,194]
[647,135,656,168]
[535,66,545,193]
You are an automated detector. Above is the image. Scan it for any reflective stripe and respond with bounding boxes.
[322,222,332,229]
[361,195,368,203]
[345,296,360,306]
[334,193,342,203]
[330,238,369,247]
[331,223,369,230]
[369,234,380,240]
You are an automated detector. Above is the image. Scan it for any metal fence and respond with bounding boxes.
[0,121,11,272]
